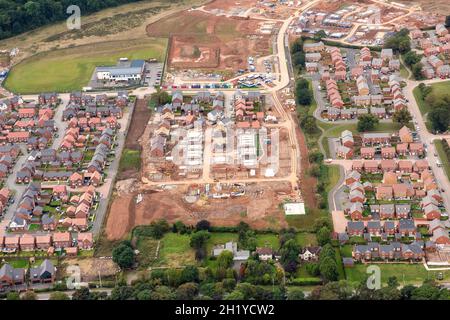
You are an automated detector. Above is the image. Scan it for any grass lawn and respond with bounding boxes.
[335,248,346,280]
[119,148,141,173]
[413,81,450,116]
[155,233,195,267]
[135,237,159,268]
[4,38,167,94]
[3,259,29,268]
[325,165,341,193]
[434,139,450,182]
[318,121,412,138]
[255,234,279,249]
[286,208,328,232]
[345,263,450,286]
[340,245,353,258]
[295,233,317,247]
[28,224,40,232]
[413,85,429,116]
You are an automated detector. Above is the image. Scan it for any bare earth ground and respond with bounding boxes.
[105,98,294,241]
[396,0,450,15]
[117,98,151,180]
[146,10,273,72]
[61,258,119,282]
[106,181,291,241]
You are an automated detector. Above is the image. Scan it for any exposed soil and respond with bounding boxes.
[106,181,292,240]
[62,258,119,282]
[146,10,273,72]
[117,98,151,180]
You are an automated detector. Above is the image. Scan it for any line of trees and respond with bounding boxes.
[0,0,181,40]
[290,37,306,72]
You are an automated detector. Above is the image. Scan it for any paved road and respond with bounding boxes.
[403,78,450,213]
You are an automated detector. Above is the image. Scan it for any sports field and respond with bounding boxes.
[4,38,167,94]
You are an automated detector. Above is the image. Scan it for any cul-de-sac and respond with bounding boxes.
[0,0,449,301]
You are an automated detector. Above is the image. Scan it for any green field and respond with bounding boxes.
[295,233,317,247]
[119,148,141,173]
[345,263,450,286]
[413,85,429,116]
[325,165,341,194]
[156,233,195,267]
[434,139,450,182]
[4,38,167,94]
[413,81,450,116]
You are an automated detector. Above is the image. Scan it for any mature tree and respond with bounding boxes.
[316,281,354,300]
[195,220,211,231]
[403,51,421,67]
[400,284,416,300]
[398,38,411,54]
[112,241,135,269]
[189,231,210,249]
[317,226,331,246]
[71,287,92,300]
[21,291,37,300]
[150,286,176,300]
[314,30,327,40]
[411,283,441,300]
[306,262,320,277]
[309,151,324,164]
[319,257,339,282]
[180,266,199,284]
[49,291,70,300]
[412,62,424,80]
[314,217,332,232]
[357,114,379,132]
[393,108,412,126]
[319,244,337,261]
[136,289,152,300]
[374,286,401,300]
[418,83,432,98]
[110,286,135,300]
[279,239,300,273]
[428,108,450,133]
[301,115,319,134]
[176,282,199,300]
[217,251,234,270]
[172,220,188,234]
[224,290,245,300]
[296,88,312,105]
[292,52,306,68]
[144,220,170,239]
[384,28,410,53]
[290,38,303,54]
[287,288,305,300]
[222,278,236,292]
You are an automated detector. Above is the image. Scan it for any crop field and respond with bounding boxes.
[4,38,167,94]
